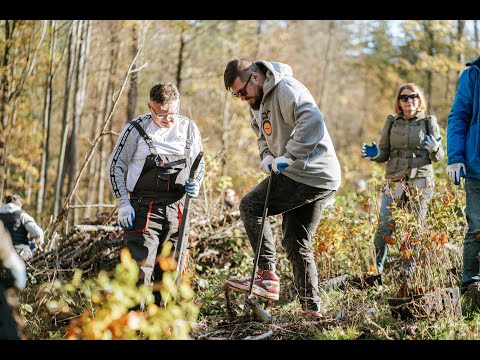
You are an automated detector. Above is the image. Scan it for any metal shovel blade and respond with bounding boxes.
[245,296,272,323]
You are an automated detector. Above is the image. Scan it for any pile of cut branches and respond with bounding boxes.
[27,209,244,284]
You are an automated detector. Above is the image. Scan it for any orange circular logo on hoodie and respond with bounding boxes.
[263,120,272,136]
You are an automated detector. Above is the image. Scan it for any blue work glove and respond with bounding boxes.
[272,156,294,174]
[424,134,441,153]
[260,154,274,174]
[117,204,135,230]
[28,240,36,252]
[361,141,379,159]
[446,163,466,186]
[185,179,200,198]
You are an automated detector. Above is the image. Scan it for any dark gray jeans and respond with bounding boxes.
[462,178,480,291]
[240,173,335,311]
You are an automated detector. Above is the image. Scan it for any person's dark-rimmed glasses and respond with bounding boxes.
[150,103,179,120]
[399,93,419,102]
[231,72,253,98]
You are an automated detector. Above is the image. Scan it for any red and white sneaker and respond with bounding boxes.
[225,269,280,301]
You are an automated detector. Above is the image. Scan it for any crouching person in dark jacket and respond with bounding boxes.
[0,193,44,261]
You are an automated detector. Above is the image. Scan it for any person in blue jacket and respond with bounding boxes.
[447,56,480,298]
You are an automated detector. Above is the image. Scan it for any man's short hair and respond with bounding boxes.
[150,81,179,108]
[6,193,23,207]
[223,58,262,92]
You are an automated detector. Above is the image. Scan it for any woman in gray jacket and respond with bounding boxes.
[361,83,444,277]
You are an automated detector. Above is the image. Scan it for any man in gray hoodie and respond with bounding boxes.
[223,58,341,318]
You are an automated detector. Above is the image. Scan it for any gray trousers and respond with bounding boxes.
[240,173,335,311]
[123,197,183,305]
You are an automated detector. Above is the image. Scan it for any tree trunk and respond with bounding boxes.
[176,28,185,92]
[319,20,335,113]
[254,20,263,59]
[127,22,139,122]
[54,21,77,218]
[0,20,46,200]
[474,20,479,51]
[0,20,16,201]
[103,30,121,207]
[37,20,57,215]
[456,20,465,90]
[85,45,110,219]
[422,21,434,109]
[68,20,91,225]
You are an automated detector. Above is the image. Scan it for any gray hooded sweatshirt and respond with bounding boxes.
[252,60,341,190]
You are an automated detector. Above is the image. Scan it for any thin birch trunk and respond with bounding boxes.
[54,21,77,218]
[37,20,57,215]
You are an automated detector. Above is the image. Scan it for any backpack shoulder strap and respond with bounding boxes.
[129,120,158,156]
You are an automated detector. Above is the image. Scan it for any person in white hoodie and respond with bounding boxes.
[223,58,341,319]
[0,193,44,261]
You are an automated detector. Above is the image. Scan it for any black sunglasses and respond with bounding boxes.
[399,93,419,102]
[231,72,253,98]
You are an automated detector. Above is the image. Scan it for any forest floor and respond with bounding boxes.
[16,205,471,341]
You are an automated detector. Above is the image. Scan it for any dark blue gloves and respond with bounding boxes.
[361,141,379,159]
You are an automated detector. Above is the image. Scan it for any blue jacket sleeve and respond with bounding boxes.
[447,68,475,165]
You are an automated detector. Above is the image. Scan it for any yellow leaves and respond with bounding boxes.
[442,192,455,205]
[405,230,412,241]
[429,233,448,245]
[440,234,448,245]
[66,316,85,340]
[91,291,102,304]
[386,223,395,231]
[159,254,177,272]
[361,198,372,212]
[119,247,132,263]
[384,235,396,245]
[317,242,329,254]
[56,245,200,340]
[403,249,413,260]
[157,241,178,271]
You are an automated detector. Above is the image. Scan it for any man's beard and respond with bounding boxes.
[249,87,263,110]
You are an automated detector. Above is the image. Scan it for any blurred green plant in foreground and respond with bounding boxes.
[44,247,199,340]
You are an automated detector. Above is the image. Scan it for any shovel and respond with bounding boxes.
[174,151,204,287]
[244,170,274,323]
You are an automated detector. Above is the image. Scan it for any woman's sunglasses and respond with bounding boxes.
[399,93,419,102]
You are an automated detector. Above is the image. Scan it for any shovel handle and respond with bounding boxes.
[174,151,204,286]
[248,170,274,297]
